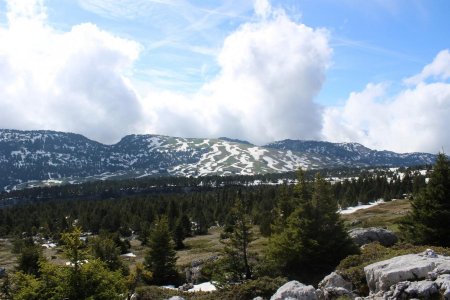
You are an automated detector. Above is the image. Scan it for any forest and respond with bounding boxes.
[0,162,443,300]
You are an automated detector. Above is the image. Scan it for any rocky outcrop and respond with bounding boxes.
[317,272,355,300]
[270,281,318,300]
[349,227,398,247]
[364,249,450,294]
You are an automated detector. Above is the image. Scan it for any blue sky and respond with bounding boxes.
[1,0,450,153]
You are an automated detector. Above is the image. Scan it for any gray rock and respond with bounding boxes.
[436,274,450,299]
[166,297,185,300]
[390,281,410,299]
[404,280,439,298]
[270,280,317,300]
[364,251,450,293]
[321,287,355,300]
[319,272,352,291]
[178,283,193,291]
[253,297,264,300]
[349,227,398,247]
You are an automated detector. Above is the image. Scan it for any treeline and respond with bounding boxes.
[0,167,429,237]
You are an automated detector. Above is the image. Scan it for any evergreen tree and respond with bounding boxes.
[15,237,42,276]
[267,172,358,284]
[144,216,178,285]
[219,198,255,283]
[401,153,450,246]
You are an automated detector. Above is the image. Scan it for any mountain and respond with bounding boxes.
[265,139,435,167]
[0,129,436,190]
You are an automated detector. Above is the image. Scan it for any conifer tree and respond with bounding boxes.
[144,216,178,285]
[267,172,358,284]
[401,153,450,246]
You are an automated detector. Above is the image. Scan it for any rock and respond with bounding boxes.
[436,274,450,299]
[403,280,439,298]
[166,297,185,300]
[253,297,264,300]
[178,283,193,291]
[318,272,352,291]
[364,251,450,293]
[321,287,355,300]
[270,280,317,300]
[349,227,398,247]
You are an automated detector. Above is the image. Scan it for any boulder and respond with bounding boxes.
[253,297,264,300]
[436,274,450,299]
[166,297,185,300]
[403,280,439,298]
[320,287,355,300]
[349,227,397,247]
[318,272,352,290]
[364,250,450,293]
[270,280,317,300]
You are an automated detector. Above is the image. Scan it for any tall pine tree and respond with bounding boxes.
[267,171,358,284]
[401,153,450,246]
[144,216,178,285]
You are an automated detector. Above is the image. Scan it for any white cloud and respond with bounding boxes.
[0,0,142,143]
[323,51,450,153]
[1,0,330,146]
[404,49,450,85]
[141,3,331,144]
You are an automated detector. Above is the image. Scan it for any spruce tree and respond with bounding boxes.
[220,198,255,282]
[267,172,358,284]
[144,216,178,285]
[401,153,450,246]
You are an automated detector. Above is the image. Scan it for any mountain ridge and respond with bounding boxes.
[0,129,436,190]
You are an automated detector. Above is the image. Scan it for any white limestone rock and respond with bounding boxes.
[364,252,450,293]
[270,281,318,300]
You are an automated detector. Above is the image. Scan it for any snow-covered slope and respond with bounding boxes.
[0,129,436,189]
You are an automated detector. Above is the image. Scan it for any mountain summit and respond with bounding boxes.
[0,129,436,189]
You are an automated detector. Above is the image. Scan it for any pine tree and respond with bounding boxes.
[219,198,255,282]
[144,216,178,285]
[401,153,450,246]
[267,172,358,284]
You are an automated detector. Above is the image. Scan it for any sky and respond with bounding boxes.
[0,0,450,153]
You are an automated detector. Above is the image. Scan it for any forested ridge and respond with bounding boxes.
[0,166,428,237]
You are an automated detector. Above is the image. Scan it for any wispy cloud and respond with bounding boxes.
[332,36,423,64]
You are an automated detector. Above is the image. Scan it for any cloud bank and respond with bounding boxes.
[323,49,450,153]
[1,0,450,153]
[0,0,143,143]
[0,0,330,145]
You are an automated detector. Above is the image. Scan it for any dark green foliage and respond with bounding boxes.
[173,218,186,249]
[267,171,358,284]
[14,237,42,276]
[218,198,255,283]
[89,232,128,273]
[6,227,127,300]
[145,216,179,285]
[401,153,450,246]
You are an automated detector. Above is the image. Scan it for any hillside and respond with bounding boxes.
[0,129,436,190]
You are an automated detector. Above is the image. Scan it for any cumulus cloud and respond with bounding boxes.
[141,1,331,144]
[404,49,450,85]
[1,0,330,145]
[0,0,142,143]
[323,50,450,153]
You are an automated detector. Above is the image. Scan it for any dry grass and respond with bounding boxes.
[341,199,411,232]
[0,238,16,271]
